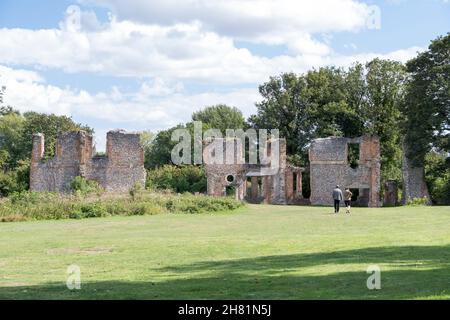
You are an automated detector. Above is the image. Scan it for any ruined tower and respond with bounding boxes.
[30,130,146,193]
[203,137,304,204]
[309,135,381,207]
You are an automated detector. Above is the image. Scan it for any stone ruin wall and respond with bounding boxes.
[204,137,304,204]
[309,135,381,207]
[384,180,398,206]
[203,137,251,201]
[30,130,146,193]
[401,143,431,204]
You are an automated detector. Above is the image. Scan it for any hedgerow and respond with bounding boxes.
[0,190,244,222]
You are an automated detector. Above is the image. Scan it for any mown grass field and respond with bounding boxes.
[0,204,449,299]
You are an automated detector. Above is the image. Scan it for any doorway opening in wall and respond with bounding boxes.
[226,185,236,197]
[350,188,359,201]
[347,143,360,169]
[245,176,264,203]
[293,172,298,193]
[302,169,311,199]
[349,188,369,207]
[257,177,263,198]
[246,177,252,198]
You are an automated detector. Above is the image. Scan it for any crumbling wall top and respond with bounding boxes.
[30,129,146,193]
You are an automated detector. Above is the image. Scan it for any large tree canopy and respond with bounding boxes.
[249,59,406,181]
[363,59,406,183]
[192,104,246,133]
[403,33,450,166]
[146,105,246,169]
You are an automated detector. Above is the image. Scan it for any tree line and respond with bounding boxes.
[1,33,449,203]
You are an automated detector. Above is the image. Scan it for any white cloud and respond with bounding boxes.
[0,1,385,83]
[0,42,422,148]
[0,64,260,149]
[0,13,418,86]
[0,2,425,150]
[0,17,266,84]
[80,0,376,36]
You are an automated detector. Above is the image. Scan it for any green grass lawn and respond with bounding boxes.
[0,204,449,299]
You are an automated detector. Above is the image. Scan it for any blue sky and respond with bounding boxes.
[0,0,449,150]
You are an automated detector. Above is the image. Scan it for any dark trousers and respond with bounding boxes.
[334,200,340,213]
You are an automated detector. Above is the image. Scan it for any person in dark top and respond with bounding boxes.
[332,185,343,214]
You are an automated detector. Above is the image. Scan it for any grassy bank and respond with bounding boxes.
[0,204,449,299]
[0,191,244,222]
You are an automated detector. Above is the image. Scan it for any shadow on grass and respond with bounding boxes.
[1,245,449,299]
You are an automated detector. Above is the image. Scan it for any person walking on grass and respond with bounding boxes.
[344,188,353,214]
[332,185,343,214]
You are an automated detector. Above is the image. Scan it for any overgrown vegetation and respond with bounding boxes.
[405,196,430,206]
[0,190,243,222]
[70,176,103,197]
[146,165,207,193]
[425,152,450,205]
[0,106,92,197]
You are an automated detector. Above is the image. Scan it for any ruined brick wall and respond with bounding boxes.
[30,130,146,193]
[101,130,146,192]
[204,137,303,204]
[203,137,247,200]
[30,132,85,192]
[384,180,398,206]
[285,165,304,204]
[401,144,431,204]
[309,135,381,207]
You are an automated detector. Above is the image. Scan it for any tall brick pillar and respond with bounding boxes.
[31,133,44,163]
[251,176,259,200]
[384,180,398,206]
[30,133,44,191]
[296,171,303,196]
[264,175,272,204]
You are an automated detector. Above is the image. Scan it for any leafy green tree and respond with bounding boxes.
[305,67,362,138]
[250,61,407,197]
[403,33,450,166]
[0,108,93,195]
[249,68,367,163]
[145,124,186,169]
[17,111,93,162]
[146,165,206,193]
[0,111,25,170]
[364,59,406,184]
[146,105,248,169]
[0,160,29,197]
[249,72,310,157]
[0,85,5,105]
[1,106,20,116]
[192,104,246,134]
[424,151,450,205]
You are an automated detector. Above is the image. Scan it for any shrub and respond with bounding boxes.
[70,176,103,196]
[405,196,429,206]
[129,182,143,201]
[425,151,450,205]
[0,163,29,197]
[70,202,109,219]
[0,190,244,222]
[146,165,206,193]
[9,191,58,205]
[129,202,167,216]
